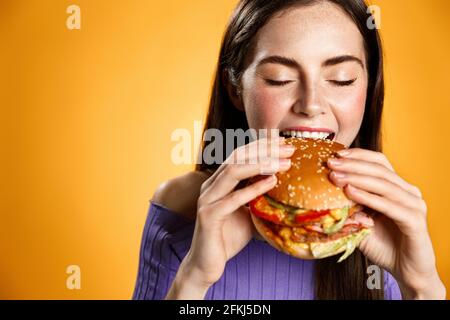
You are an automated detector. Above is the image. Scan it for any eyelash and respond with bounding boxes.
[264,79,293,87]
[327,79,357,86]
[265,78,357,87]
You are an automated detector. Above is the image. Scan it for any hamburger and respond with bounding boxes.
[249,137,374,262]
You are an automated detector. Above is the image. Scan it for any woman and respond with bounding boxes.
[133,0,446,299]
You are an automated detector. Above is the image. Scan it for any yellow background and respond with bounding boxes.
[1,0,449,299]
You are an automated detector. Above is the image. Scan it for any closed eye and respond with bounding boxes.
[264,79,294,87]
[327,78,357,87]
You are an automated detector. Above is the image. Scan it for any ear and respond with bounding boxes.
[222,69,245,112]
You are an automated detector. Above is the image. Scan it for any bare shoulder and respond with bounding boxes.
[151,170,212,220]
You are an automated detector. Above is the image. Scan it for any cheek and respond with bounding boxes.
[332,86,367,141]
[244,84,291,130]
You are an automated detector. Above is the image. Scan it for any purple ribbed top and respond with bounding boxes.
[133,201,402,300]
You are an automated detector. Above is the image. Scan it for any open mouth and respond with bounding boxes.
[279,130,335,141]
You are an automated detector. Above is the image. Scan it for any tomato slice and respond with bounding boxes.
[249,195,285,224]
[294,210,330,224]
[250,195,331,226]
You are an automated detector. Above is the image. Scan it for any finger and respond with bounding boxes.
[201,137,293,192]
[230,136,290,164]
[328,157,422,198]
[335,148,423,198]
[346,210,375,228]
[210,175,278,220]
[202,138,273,192]
[329,171,420,210]
[200,158,291,205]
[343,184,422,231]
[337,148,395,172]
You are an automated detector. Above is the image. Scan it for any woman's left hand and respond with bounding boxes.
[327,148,446,299]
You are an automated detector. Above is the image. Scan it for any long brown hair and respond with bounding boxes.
[195,0,385,299]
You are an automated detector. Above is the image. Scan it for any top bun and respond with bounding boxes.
[266,137,354,211]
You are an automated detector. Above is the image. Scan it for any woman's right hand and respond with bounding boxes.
[166,136,295,299]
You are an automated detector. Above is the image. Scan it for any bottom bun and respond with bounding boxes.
[251,214,371,262]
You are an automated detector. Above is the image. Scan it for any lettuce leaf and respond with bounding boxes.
[310,228,371,262]
[337,229,370,263]
[323,207,348,235]
[264,195,299,212]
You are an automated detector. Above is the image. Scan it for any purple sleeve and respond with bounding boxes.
[384,271,402,300]
[132,201,194,300]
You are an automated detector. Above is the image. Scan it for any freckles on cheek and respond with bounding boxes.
[354,89,367,119]
[334,88,366,137]
[345,90,366,117]
[247,90,286,128]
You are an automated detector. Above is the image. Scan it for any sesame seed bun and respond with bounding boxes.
[267,137,354,211]
[248,137,370,261]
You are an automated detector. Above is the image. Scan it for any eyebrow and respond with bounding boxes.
[256,54,364,69]
[257,55,299,68]
[322,55,364,69]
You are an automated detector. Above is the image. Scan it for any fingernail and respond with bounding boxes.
[280,144,296,152]
[331,171,346,179]
[279,158,291,169]
[328,158,342,166]
[265,175,277,184]
[337,149,350,157]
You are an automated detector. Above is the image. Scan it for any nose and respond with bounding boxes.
[292,80,327,118]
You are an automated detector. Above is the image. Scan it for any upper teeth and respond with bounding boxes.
[281,130,331,140]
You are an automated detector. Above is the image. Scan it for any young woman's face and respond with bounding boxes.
[239,2,368,146]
